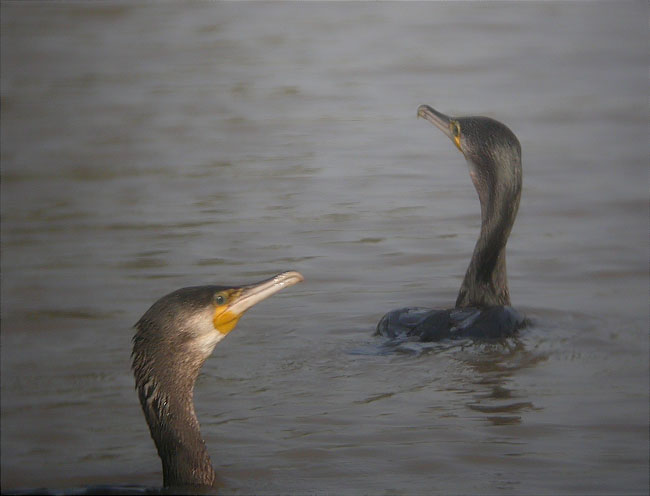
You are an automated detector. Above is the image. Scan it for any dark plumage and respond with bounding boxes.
[132,286,225,488]
[376,105,525,341]
[6,272,303,495]
[131,271,303,490]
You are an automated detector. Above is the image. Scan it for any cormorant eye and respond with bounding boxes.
[214,293,228,305]
[451,121,461,138]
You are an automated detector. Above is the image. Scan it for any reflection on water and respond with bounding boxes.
[455,341,547,426]
[358,336,550,427]
[1,2,648,495]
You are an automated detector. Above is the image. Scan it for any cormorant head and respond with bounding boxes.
[417,104,522,220]
[132,271,304,389]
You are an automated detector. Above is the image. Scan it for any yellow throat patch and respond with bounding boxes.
[213,307,241,335]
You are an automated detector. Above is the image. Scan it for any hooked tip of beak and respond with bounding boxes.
[416,104,455,142]
[274,270,304,286]
[417,104,431,119]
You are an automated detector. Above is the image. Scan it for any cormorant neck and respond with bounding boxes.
[455,156,521,308]
[133,337,218,489]
[151,384,217,489]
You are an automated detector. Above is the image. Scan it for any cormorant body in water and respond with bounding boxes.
[6,271,303,495]
[376,105,525,341]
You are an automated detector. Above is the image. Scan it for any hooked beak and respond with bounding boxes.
[417,104,453,140]
[213,271,304,334]
[228,271,304,316]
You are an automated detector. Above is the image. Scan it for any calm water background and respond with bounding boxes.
[1,2,648,494]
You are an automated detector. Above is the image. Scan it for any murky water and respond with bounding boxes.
[1,2,648,494]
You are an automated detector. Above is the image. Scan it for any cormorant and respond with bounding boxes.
[5,271,304,495]
[376,105,525,341]
[132,271,304,490]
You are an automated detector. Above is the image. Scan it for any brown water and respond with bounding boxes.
[1,2,648,495]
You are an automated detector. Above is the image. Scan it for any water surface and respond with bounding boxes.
[1,2,648,494]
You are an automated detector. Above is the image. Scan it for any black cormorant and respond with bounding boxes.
[376,105,525,341]
[132,271,304,490]
[5,271,304,496]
